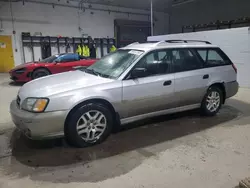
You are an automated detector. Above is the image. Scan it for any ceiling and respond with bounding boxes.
[80,0,171,11]
[69,0,191,12]
[1,0,199,12]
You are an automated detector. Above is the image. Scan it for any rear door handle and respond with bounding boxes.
[203,74,209,79]
[163,80,172,86]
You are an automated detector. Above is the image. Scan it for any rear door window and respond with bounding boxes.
[172,49,203,72]
[196,48,231,67]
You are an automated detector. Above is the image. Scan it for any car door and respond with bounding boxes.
[54,54,79,73]
[172,48,209,107]
[121,49,176,119]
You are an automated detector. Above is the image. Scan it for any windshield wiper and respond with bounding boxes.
[84,68,99,76]
[85,69,110,78]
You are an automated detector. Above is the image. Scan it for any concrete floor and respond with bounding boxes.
[0,73,250,188]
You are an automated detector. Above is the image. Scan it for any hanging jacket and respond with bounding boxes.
[76,45,82,55]
[82,45,90,57]
[41,43,51,59]
[86,45,90,57]
[110,45,117,53]
[66,43,71,53]
[89,44,96,58]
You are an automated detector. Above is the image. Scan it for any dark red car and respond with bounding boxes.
[9,53,97,82]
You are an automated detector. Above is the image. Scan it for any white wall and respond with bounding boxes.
[0,1,168,66]
[148,27,250,88]
[169,0,250,34]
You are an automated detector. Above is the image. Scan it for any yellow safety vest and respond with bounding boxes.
[76,45,82,55]
[87,46,90,57]
[110,45,117,52]
[82,45,90,57]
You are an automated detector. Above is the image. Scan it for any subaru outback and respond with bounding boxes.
[10,40,238,147]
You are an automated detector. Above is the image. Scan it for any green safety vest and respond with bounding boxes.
[110,45,117,52]
[82,45,90,57]
[76,45,82,55]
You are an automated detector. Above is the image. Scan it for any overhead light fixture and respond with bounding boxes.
[172,0,195,7]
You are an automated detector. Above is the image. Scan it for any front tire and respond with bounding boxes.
[65,103,113,148]
[201,86,223,116]
[32,68,50,80]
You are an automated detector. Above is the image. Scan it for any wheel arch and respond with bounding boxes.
[208,82,226,104]
[64,98,120,132]
[31,67,52,76]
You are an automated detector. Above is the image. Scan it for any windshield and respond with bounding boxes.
[85,49,143,79]
[40,54,60,63]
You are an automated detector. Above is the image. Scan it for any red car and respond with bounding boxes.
[9,53,97,82]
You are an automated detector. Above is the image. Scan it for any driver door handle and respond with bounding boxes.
[203,74,209,79]
[163,80,172,86]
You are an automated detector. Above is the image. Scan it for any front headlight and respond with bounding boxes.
[21,98,49,112]
[15,68,26,74]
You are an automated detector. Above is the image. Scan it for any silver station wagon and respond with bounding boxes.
[10,40,238,147]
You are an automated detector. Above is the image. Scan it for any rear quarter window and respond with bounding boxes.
[196,48,232,67]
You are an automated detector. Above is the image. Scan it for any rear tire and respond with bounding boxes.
[65,103,113,148]
[201,86,223,116]
[32,68,50,80]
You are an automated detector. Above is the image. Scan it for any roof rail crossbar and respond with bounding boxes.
[165,40,211,44]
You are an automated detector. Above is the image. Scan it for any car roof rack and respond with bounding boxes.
[165,40,211,44]
[150,41,165,46]
[126,42,139,47]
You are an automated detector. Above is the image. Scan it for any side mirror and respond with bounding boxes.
[130,68,147,79]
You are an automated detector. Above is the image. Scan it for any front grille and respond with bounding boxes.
[16,96,21,107]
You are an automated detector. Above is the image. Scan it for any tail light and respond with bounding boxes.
[232,63,237,73]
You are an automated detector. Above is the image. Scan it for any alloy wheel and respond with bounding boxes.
[34,72,47,79]
[206,91,220,112]
[76,110,107,143]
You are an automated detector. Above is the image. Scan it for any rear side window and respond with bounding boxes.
[196,48,231,67]
[172,49,203,72]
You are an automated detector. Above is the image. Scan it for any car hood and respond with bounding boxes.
[10,61,41,71]
[18,70,113,98]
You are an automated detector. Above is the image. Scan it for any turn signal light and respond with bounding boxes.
[33,99,48,112]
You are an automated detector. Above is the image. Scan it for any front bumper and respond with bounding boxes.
[10,100,68,140]
[9,71,31,82]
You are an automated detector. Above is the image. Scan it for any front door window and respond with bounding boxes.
[121,49,175,118]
